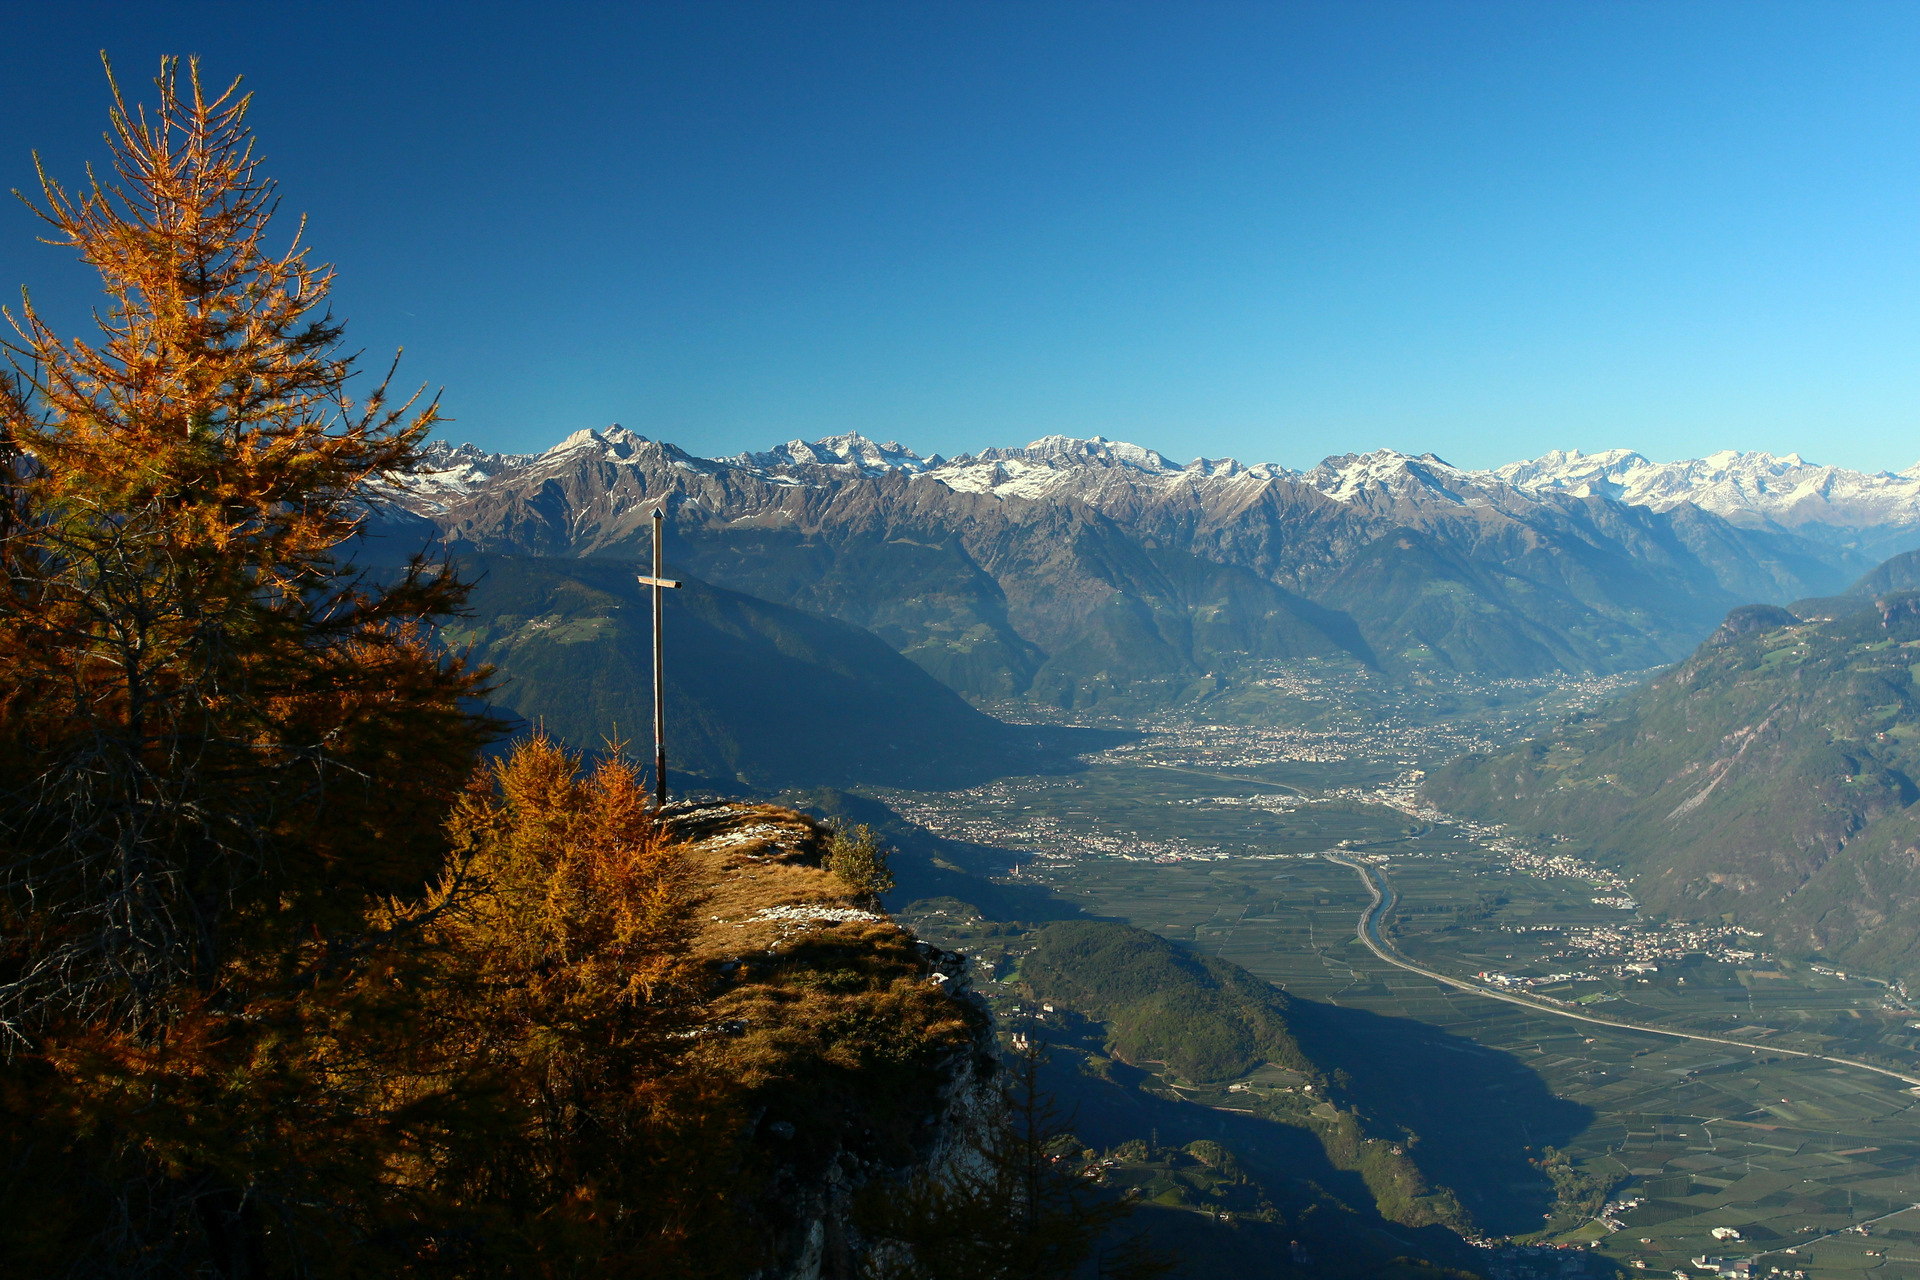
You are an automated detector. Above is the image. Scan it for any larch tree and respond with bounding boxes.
[0,55,491,1038]
[0,56,496,1275]
[0,51,1011,1280]
[419,733,731,1270]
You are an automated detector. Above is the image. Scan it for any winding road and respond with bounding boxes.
[1324,853,1920,1090]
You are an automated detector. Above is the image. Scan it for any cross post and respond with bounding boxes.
[636,507,681,808]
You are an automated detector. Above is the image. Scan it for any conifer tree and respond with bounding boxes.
[418,733,739,1270]
[0,54,1034,1280]
[826,820,897,904]
[0,56,494,1275]
[0,55,491,1040]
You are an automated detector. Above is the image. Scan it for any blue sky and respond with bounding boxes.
[2,1,1919,471]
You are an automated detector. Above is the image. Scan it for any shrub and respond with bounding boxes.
[826,821,896,900]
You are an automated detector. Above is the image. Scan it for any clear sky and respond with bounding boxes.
[2,1,1918,471]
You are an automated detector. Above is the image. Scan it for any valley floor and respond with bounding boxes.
[855,673,1920,1280]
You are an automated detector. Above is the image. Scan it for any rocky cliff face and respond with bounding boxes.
[746,1032,1000,1280]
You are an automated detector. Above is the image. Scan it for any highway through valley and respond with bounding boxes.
[1325,853,1920,1091]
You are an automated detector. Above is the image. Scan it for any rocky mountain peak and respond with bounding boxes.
[376,420,1893,701]
[1490,446,1920,534]
[1301,449,1489,506]
[537,424,653,462]
[399,425,1920,554]
[925,434,1195,500]
[980,434,1183,473]
[1489,447,1650,493]
[404,439,539,510]
[730,432,935,476]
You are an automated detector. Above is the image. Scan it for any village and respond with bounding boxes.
[1523,920,1769,973]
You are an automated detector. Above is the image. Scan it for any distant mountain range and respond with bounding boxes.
[1425,552,1920,985]
[405,429,1920,551]
[373,428,1915,707]
[1491,448,1920,561]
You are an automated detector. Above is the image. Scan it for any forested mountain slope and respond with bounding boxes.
[1425,576,1920,984]
[1019,920,1314,1084]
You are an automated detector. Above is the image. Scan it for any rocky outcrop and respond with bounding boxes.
[745,1035,1000,1280]
[665,802,1001,1279]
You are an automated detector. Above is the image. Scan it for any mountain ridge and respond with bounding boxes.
[441,554,1086,789]
[375,428,1888,706]
[400,428,1920,536]
[1423,556,1920,987]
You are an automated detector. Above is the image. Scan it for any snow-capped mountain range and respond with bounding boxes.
[379,424,1920,699]
[401,427,1920,545]
[1491,447,1920,528]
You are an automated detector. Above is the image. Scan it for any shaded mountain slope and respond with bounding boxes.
[1425,583,1920,984]
[1316,526,1675,676]
[445,555,1043,790]
[671,513,1368,709]
[1848,547,1920,598]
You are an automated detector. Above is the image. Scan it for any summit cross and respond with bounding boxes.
[636,507,681,807]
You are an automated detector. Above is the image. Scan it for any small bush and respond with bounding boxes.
[826,821,896,900]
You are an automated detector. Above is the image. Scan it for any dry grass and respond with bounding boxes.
[666,802,887,961]
[661,801,983,1124]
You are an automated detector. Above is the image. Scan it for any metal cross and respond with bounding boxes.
[635,507,681,807]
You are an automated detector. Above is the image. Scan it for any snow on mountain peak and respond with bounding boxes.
[1489,448,1650,492]
[540,424,651,462]
[732,432,933,475]
[924,434,1207,499]
[395,423,1920,540]
[1489,447,1920,529]
[550,427,601,452]
[396,439,538,509]
[1300,449,1491,505]
[1014,434,1183,473]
